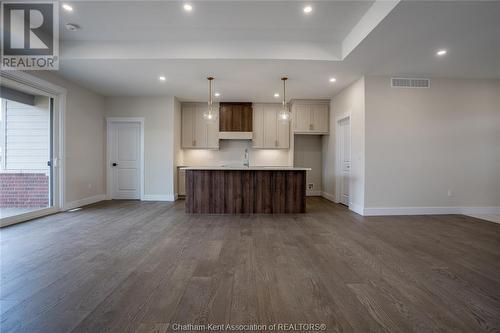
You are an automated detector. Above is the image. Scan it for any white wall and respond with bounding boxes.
[104,96,176,200]
[364,76,500,210]
[173,97,182,196]
[323,77,365,213]
[31,71,106,207]
[181,140,291,167]
[294,135,323,195]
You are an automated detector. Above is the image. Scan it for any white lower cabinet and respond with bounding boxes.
[252,104,289,149]
[181,103,219,149]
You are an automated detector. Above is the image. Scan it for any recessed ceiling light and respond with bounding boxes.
[214,92,220,97]
[184,3,193,12]
[274,93,280,98]
[436,49,447,56]
[158,75,166,81]
[303,6,312,14]
[329,77,337,83]
[62,4,73,12]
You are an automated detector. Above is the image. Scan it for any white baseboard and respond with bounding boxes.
[349,203,364,215]
[1,207,58,228]
[460,207,500,215]
[142,194,176,202]
[64,194,106,211]
[315,195,500,219]
[363,206,500,216]
[307,190,323,196]
[321,191,337,203]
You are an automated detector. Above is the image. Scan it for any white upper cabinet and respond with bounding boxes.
[253,104,289,149]
[310,104,329,133]
[252,104,265,148]
[291,100,330,134]
[181,105,196,148]
[293,104,311,133]
[181,103,219,149]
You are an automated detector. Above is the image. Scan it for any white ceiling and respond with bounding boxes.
[61,1,373,44]
[56,0,500,101]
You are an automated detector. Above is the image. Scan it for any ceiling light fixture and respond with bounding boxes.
[279,77,291,123]
[274,93,280,98]
[329,77,337,83]
[62,3,73,12]
[436,49,447,56]
[204,77,218,123]
[303,6,312,14]
[184,3,193,12]
[158,75,166,81]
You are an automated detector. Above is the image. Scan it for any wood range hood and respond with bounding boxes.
[218,102,253,139]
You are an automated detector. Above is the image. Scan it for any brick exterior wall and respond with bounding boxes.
[0,173,49,208]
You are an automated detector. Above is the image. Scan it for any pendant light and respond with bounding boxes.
[279,77,291,122]
[203,76,218,123]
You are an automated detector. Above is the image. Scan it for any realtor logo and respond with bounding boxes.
[1,1,59,70]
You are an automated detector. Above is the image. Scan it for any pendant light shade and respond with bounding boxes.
[203,76,218,123]
[279,77,291,123]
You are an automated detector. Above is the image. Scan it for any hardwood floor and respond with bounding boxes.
[1,197,499,332]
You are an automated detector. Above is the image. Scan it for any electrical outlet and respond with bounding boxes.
[307,183,314,190]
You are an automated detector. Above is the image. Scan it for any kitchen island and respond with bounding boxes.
[181,167,311,214]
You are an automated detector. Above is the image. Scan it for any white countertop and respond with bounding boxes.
[180,166,311,171]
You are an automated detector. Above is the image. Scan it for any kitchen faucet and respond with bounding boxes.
[243,148,250,167]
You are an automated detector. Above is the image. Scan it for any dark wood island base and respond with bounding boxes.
[185,168,307,214]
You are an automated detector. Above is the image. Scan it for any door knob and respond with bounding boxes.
[112,162,118,166]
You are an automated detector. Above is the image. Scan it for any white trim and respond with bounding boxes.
[321,191,337,203]
[219,131,252,140]
[106,117,145,201]
[289,99,330,106]
[306,190,323,196]
[349,203,364,215]
[64,194,106,211]
[342,0,400,58]
[465,214,500,225]
[142,194,176,202]
[0,71,66,226]
[1,207,58,228]
[0,71,68,96]
[0,100,6,170]
[363,206,500,216]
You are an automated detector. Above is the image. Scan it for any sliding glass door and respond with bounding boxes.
[0,94,53,220]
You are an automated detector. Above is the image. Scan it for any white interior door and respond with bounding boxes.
[338,117,350,206]
[108,121,141,199]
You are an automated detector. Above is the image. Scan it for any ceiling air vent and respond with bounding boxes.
[391,78,430,88]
